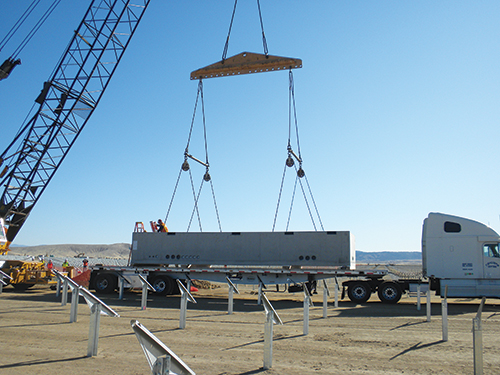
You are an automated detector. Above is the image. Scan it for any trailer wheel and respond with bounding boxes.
[377,282,402,304]
[347,282,371,303]
[93,273,117,294]
[12,283,34,290]
[151,275,175,295]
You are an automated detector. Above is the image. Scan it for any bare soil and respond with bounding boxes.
[1,284,499,375]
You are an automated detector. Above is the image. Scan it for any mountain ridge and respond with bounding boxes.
[7,244,421,263]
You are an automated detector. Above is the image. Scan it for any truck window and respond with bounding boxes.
[483,244,500,258]
[444,221,461,233]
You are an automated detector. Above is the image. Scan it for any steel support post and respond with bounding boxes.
[141,283,148,310]
[56,277,61,297]
[334,283,339,308]
[417,284,421,311]
[441,296,448,342]
[69,285,80,323]
[87,303,102,357]
[322,285,328,318]
[473,297,485,375]
[61,279,69,306]
[263,311,274,370]
[303,292,310,336]
[228,285,234,315]
[426,290,431,322]
[258,282,263,305]
[179,292,188,329]
[119,277,125,300]
[152,356,172,374]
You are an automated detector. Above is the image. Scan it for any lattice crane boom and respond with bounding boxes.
[0,0,151,253]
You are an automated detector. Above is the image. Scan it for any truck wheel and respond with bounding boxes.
[93,273,117,294]
[12,283,34,290]
[151,275,175,295]
[347,282,371,303]
[377,282,402,304]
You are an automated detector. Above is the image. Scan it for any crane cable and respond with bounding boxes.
[0,0,41,53]
[221,0,269,62]
[272,69,324,232]
[10,0,62,60]
[165,79,222,232]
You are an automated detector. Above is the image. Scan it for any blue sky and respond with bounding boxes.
[1,1,499,251]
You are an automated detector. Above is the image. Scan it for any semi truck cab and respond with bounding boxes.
[422,212,500,298]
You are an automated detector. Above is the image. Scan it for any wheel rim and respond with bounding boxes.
[97,279,108,290]
[153,280,165,293]
[353,286,367,298]
[382,286,397,300]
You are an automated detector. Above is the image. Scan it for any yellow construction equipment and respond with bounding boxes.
[0,260,56,290]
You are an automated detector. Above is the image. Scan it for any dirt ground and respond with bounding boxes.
[1,283,499,375]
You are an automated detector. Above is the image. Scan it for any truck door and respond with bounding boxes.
[482,243,500,279]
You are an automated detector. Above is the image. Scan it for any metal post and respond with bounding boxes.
[0,279,3,294]
[176,279,196,330]
[322,279,330,318]
[303,292,310,336]
[322,285,328,318]
[226,277,239,315]
[69,285,80,323]
[228,285,234,315]
[179,291,188,329]
[417,284,421,311]
[119,277,124,300]
[442,286,448,342]
[141,283,148,310]
[152,356,172,374]
[263,311,273,370]
[334,283,339,308]
[61,279,69,306]
[87,303,102,357]
[473,297,485,375]
[426,289,431,322]
[258,282,263,305]
[56,277,61,297]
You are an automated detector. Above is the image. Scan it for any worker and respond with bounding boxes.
[156,219,167,233]
[83,258,89,270]
[47,259,53,270]
[62,258,70,271]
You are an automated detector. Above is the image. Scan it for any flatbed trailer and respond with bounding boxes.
[89,263,391,298]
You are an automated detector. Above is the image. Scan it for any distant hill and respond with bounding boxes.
[356,250,421,264]
[8,243,130,259]
[8,244,421,264]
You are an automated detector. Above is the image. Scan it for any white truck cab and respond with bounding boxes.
[422,212,500,298]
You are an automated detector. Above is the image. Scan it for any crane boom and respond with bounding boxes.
[0,0,151,253]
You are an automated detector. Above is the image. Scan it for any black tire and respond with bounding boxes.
[347,282,371,303]
[151,275,175,295]
[12,283,34,290]
[377,282,402,304]
[93,273,117,294]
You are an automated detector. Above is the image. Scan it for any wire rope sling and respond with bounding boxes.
[164,79,222,233]
[0,0,61,81]
[165,0,322,233]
